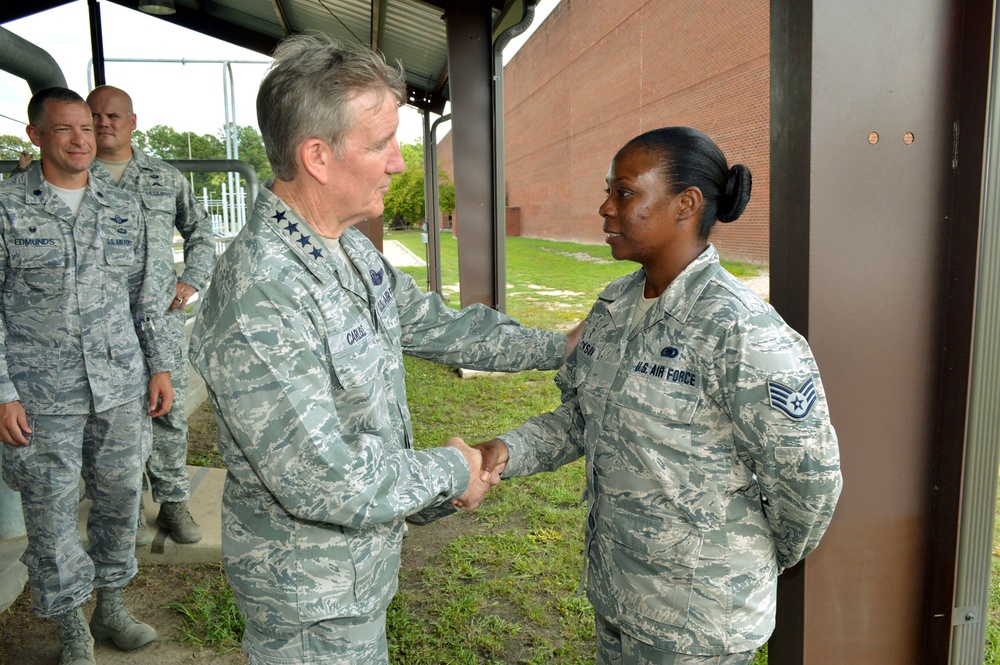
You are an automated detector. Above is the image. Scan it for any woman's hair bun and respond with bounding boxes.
[718,164,752,223]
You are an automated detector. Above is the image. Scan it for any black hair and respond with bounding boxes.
[622,127,752,239]
[27,87,87,127]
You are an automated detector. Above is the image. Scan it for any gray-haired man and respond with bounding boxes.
[190,35,575,664]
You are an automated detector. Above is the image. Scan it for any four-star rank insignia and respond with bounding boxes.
[274,208,325,260]
[768,377,817,420]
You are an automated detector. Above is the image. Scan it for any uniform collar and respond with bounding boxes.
[257,186,335,284]
[23,162,114,213]
[90,145,159,190]
[597,244,721,330]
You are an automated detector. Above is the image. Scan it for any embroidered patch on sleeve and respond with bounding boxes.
[768,377,818,420]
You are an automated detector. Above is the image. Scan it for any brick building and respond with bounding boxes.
[438,0,770,264]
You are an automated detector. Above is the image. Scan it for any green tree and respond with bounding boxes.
[230,125,272,181]
[136,125,226,192]
[0,134,35,161]
[382,141,456,228]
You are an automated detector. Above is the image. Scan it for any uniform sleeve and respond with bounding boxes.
[390,263,566,371]
[498,349,587,478]
[724,313,842,569]
[129,204,175,375]
[173,176,217,291]
[0,207,18,404]
[199,281,471,528]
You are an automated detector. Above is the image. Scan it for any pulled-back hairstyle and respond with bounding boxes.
[257,34,407,181]
[27,87,87,127]
[623,127,752,239]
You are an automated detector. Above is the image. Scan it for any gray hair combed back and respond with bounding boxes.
[257,34,407,181]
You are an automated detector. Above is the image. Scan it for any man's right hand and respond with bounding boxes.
[0,401,31,446]
[446,436,492,510]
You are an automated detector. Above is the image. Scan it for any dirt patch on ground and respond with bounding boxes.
[0,405,243,665]
[0,563,245,665]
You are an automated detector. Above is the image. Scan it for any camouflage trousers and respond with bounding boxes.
[144,337,191,503]
[242,610,388,665]
[596,614,756,665]
[1,398,147,617]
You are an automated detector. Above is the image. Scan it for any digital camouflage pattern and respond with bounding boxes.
[0,162,174,413]
[500,245,842,656]
[92,147,217,502]
[189,186,565,658]
[2,400,148,616]
[0,162,172,617]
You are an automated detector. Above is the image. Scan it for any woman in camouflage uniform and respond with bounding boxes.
[475,127,843,665]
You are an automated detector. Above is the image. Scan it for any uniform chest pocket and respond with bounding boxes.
[614,373,700,423]
[141,191,176,214]
[328,327,383,391]
[8,244,66,297]
[103,243,135,266]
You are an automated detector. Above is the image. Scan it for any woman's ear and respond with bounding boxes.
[676,186,704,223]
[299,138,330,185]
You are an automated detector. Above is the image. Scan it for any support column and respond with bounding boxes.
[442,4,501,309]
[769,0,991,662]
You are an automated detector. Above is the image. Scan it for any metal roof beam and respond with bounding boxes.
[370,0,387,51]
[104,0,279,56]
[0,0,74,24]
[269,0,292,37]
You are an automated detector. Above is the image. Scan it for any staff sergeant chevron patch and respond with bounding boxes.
[768,377,818,420]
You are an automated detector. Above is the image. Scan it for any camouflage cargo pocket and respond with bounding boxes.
[606,513,703,629]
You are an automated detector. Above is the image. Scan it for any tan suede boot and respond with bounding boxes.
[89,588,157,651]
[55,606,95,665]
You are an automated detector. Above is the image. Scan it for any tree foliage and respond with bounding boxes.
[132,124,271,193]
[0,134,35,161]
[382,141,456,228]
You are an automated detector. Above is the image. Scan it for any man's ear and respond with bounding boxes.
[26,125,42,148]
[299,138,330,185]
[676,186,704,223]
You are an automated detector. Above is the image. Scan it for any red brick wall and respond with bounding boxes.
[439,0,770,264]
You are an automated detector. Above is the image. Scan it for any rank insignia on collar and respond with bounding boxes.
[369,267,384,285]
[768,377,817,421]
[111,214,128,224]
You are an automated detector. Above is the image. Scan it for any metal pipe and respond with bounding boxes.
[0,26,67,93]
[165,159,259,213]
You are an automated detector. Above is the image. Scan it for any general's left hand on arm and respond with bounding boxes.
[148,371,174,417]
[169,281,198,312]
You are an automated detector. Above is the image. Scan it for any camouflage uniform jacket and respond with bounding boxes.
[91,147,217,346]
[499,245,842,655]
[0,163,174,414]
[189,186,565,638]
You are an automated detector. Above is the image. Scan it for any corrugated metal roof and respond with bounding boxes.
[0,0,532,112]
[94,0,519,113]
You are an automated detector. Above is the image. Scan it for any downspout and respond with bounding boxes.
[490,1,536,313]
[0,26,68,93]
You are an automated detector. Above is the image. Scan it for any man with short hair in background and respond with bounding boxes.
[0,86,173,665]
[87,85,217,546]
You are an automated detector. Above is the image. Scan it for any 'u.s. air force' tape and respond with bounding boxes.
[767,377,817,420]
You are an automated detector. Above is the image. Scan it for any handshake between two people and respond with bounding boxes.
[445,437,510,511]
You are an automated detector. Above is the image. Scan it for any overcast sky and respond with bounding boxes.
[0,0,557,147]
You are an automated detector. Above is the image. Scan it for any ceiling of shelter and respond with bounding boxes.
[0,0,529,114]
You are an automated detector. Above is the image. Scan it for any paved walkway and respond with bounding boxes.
[383,238,426,267]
